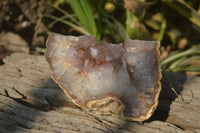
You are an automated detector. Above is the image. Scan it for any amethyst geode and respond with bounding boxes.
[46,33,161,121]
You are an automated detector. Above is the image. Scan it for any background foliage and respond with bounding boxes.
[45,0,200,75]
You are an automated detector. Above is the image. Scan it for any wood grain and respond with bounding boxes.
[0,53,199,133]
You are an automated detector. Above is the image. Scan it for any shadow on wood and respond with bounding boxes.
[148,71,187,122]
[0,53,200,132]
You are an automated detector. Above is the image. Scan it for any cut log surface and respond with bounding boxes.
[0,53,200,133]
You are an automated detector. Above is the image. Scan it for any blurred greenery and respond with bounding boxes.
[43,0,200,75]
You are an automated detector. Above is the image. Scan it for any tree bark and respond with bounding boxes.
[0,53,199,133]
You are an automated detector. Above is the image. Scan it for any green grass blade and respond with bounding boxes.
[103,14,129,43]
[114,19,129,41]
[89,0,106,32]
[163,0,200,28]
[169,56,200,69]
[158,18,167,41]
[167,66,200,72]
[162,45,200,65]
[69,0,99,38]
[43,14,90,35]
[126,9,141,39]
[49,15,80,28]
[178,56,200,66]
[47,3,79,24]
[168,57,187,69]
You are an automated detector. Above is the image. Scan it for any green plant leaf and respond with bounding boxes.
[169,56,200,69]
[157,18,167,41]
[126,9,141,39]
[167,66,200,72]
[69,0,100,39]
[89,0,106,32]
[163,0,200,29]
[43,14,90,35]
[47,3,79,25]
[162,45,200,65]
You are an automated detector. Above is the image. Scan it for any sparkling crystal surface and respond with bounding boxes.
[46,33,161,121]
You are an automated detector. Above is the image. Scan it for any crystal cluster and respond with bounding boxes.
[46,33,161,121]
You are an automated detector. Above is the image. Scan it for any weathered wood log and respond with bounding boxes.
[0,53,199,133]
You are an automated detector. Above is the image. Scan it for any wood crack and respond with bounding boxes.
[0,53,199,132]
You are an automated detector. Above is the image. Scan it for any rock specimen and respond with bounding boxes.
[46,33,161,121]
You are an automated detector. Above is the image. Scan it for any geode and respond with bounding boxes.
[46,33,162,121]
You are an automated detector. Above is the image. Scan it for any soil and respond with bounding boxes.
[0,0,54,63]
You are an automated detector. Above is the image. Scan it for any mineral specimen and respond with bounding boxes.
[46,33,161,121]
